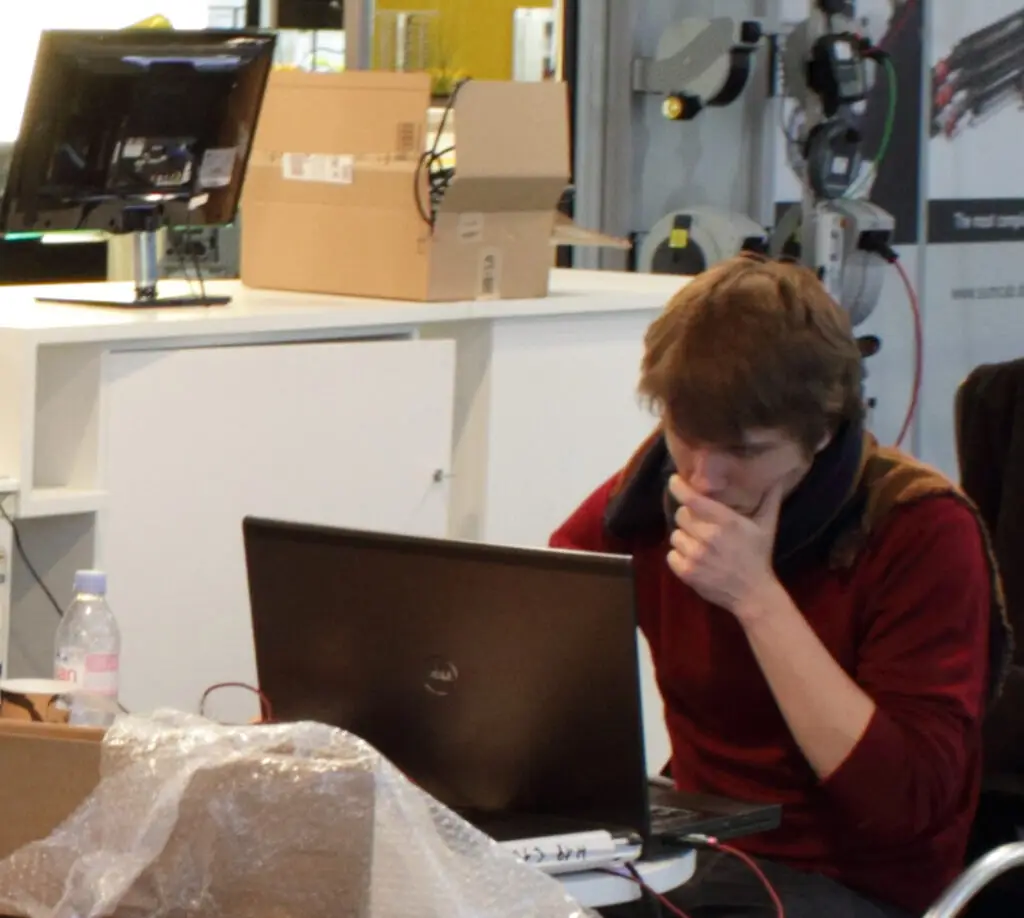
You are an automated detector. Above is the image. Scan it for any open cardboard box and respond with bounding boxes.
[240,71,628,301]
[0,720,103,861]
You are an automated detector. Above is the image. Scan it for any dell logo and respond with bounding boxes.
[425,658,459,696]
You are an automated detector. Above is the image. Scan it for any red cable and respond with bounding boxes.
[879,0,916,50]
[605,837,786,918]
[199,681,275,723]
[645,886,694,918]
[891,257,922,449]
[704,839,785,918]
[603,865,694,918]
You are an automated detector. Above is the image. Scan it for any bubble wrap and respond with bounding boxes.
[0,711,589,918]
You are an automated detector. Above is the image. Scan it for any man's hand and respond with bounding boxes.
[667,473,878,780]
[666,475,785,619]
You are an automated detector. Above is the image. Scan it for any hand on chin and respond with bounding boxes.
[667,474,786,618]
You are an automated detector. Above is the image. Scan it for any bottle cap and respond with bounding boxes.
[73,570,107,596]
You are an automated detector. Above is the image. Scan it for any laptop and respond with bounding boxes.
[242,517,781,852]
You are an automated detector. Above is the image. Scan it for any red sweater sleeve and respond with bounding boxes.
[821,497,991,842]
[550,477,620,553]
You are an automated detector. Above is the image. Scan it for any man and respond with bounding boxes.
[550,256,1008,917]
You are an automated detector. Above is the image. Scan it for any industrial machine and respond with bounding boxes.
[635,2,896,324]
[637,206,768,276]
[633,16,764,122]
[780,0,897,328]
[633,15,769,275]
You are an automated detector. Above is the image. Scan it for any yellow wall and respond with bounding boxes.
[375,0,553,82]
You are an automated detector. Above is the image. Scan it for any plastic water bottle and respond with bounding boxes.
[54,570,121,726]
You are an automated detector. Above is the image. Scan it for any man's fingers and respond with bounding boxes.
[667,548,689,581]
[673,504,719,542]
[669,474,732,523]
[669,527,702,558]
[667,529,698,579]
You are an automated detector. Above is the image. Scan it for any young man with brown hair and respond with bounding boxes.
[551,256,1009,917]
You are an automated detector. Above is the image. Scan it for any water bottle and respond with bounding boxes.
[54,570,121,726]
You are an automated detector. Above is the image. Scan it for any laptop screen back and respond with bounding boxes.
[243,517,650,834]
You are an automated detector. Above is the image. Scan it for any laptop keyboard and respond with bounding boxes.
[650,803,699,828]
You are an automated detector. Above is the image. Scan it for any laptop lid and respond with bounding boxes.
[243,517,651,836]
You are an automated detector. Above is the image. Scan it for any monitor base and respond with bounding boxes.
[36,293,231,309]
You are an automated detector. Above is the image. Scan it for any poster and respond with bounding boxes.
[919,1,1024,476]
[927,3,1024,245]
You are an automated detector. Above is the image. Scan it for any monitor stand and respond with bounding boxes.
[35,227,231,309]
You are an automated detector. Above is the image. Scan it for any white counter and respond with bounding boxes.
[0,268,686,769]
[0,270,683,343]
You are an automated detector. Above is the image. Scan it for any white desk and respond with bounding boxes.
[560,851,697,908]
[0,268,685,771]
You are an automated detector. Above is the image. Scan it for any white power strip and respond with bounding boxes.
[501,830,641,875]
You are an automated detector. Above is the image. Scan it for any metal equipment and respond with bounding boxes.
[922,842,1024,918]
[780,1,896,327]
[630,15,769,275]
[800,198,895,326]
[637,206,768,276]
[633,17,763,121]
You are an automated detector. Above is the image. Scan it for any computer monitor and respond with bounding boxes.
[0,29,276,309]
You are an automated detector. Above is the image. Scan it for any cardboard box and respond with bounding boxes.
[0,720,103,861]
[241,71,626,301]
[0,720,374,918]
[117,751,375,918]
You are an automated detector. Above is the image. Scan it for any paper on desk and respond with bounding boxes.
[500,830,640,875]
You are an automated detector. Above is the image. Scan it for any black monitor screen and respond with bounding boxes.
[0,30,276,235]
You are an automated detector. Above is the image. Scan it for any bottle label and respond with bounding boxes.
[82,653,119,697]
[55,650,119,697]
[55,648,85,685]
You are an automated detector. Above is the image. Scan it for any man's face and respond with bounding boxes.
[663,424,820,518]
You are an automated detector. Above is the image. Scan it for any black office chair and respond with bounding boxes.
[956,360,1024,916]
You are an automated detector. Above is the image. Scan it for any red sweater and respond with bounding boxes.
[551,476,991,914]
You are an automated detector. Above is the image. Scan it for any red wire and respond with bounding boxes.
[602,865,694,918]
[645,886,694,918]
[605,838,786,918]
[199,681,275,723]
[879,0,916,50]
[891,257,922,449]
[706,839,785,918]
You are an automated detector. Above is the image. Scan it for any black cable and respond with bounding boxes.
[415,79,470,230]
[168,200,210,304]
[187,206,209,305]
[600,862,679,918]
[626,861,665,918]
[414,151,434,226]
[0,496,63,619]
[170,218,197,299]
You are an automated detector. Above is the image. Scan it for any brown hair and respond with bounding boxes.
[638,255,864,455]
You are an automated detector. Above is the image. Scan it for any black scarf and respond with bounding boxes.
[603,421,866,574]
